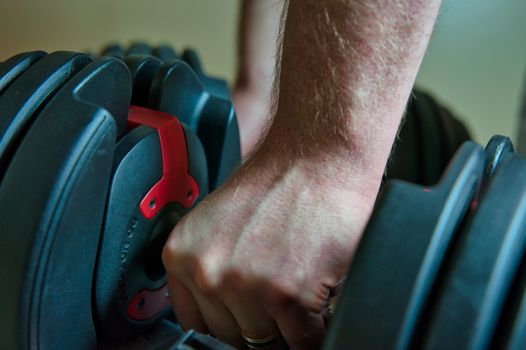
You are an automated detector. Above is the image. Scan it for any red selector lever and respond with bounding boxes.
[127,105,199,219]
[124,106,202,322]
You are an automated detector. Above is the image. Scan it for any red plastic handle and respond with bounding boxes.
[127,105,199,219]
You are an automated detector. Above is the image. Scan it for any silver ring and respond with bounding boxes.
[241,332,279,349]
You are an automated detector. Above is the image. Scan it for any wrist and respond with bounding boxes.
[238,132,381,215]
[246,112,392,203]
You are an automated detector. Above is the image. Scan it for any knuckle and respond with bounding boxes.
[162,239,195,279]
[270,278,302,305]
[162,229,185,257]
[162,247,190,280]
[161,240,178,273]
[269,276,329,313]
[191,251,227,295]
[192,263,218,295]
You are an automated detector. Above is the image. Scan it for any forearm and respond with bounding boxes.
[257,0,441,199]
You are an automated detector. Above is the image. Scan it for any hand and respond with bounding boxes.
[162,152,376,349]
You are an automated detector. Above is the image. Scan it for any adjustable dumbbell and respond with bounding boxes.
[419,136,526,350]
[324,135,526,350]
[324,138,485,349]
[0,50,235,349]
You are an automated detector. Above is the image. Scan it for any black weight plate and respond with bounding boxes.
[425,91,471,177]
[181,48,203,75]
[95,125,168,340]
[420,142,526,350]
[127,42,152,56]
[183,123,210,202]
[484,135,514,179]
[386,90,471,186]
[101,44,125,59]
[0,57,132,350]
[153,45,178,62]
[200,74,230,101]
[0,51,92,177]
[197,96,241,190]
[149,59,207,130]
[414,90,447,185]
[491,243,526,350]
[124,54,163,107]
[323,141,485,350]
[0,51,46,94]
[386,94,421,183]
[77,57,131,138]
[181,48,229,100]
[438,105,471,166]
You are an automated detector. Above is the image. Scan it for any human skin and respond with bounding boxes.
[163,0,442,349]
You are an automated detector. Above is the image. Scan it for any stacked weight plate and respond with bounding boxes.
[0,49,241,350]
[324,135,526,350]
[102,43,230,101]
[0,51,132,349]
[95,50,242,345]
[102,43,239,190]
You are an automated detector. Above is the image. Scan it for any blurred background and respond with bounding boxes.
[1,0,525,145]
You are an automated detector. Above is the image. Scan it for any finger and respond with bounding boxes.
[167,275,208,333]
[274,303,326,350]
[186,283,244,348]
[214,272,282,346]
[221,291,279,342]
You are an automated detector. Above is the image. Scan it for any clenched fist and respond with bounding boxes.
[162,151,375,349]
